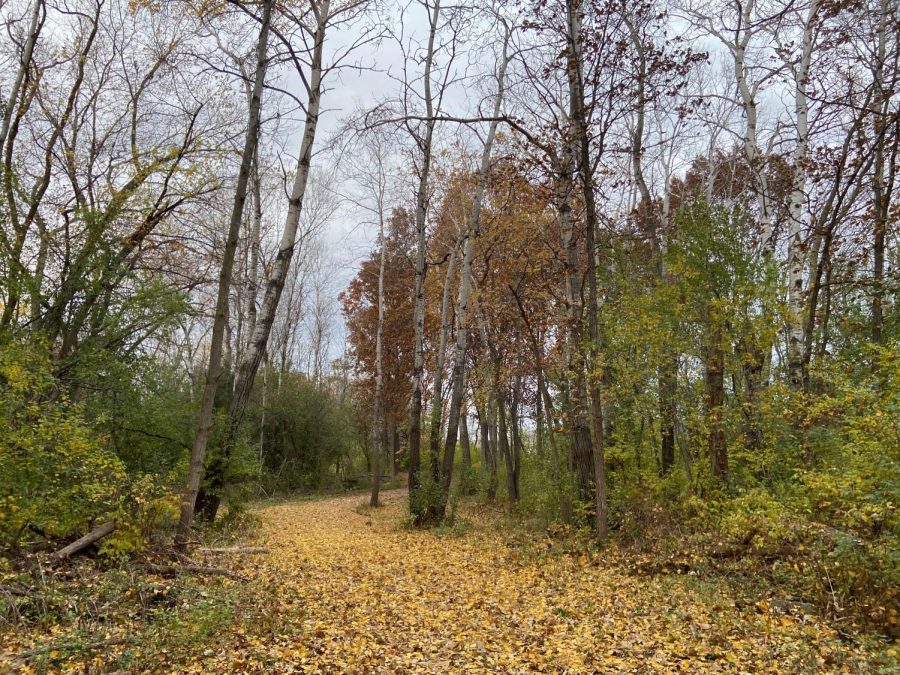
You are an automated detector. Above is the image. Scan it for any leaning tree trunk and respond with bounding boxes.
[197,1,329,522]
[2,0,96,329]
[0,0,43,149]
[2,0,45,321]
[246,149,263,347]
[175,0,272,548]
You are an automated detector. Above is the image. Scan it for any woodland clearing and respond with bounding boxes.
[2,0,899,671]
[2,489,896,674]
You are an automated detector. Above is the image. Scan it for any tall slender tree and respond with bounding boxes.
[176,0,273,547]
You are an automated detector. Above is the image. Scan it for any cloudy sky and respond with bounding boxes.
[269,1,496,369]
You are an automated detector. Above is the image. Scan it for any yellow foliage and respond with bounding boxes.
[139,491,896,672]
[3,490,894,672]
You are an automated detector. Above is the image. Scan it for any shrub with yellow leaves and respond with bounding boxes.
[0,340,128,548]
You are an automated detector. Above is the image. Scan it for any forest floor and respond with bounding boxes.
[2,488,897,673]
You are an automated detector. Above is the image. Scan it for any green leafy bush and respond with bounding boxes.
[515,453,573,529]
[100,474,180,560]
[253,372,360,494]
[409,471,445,526]
[718,489,797,555]
[0,341,127,547]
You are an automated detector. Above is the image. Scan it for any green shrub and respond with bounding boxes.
[252,372,360,494]
[515,453,573,529]
[0,340,128,547]
[100,474,180,560]
[409,471,445,526]
[718,489,797,555]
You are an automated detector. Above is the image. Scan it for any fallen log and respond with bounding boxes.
[12,636,134,663]
[135,563,246,581]
[198,546,270,554]
[49,521,115,563]
[0,582,33,597]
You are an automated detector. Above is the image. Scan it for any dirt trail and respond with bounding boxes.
[219,489,878,674]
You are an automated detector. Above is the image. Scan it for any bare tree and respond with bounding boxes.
[441,21,512,499]
[176,0,273,548]
[406,0,443,502]
[198,0,378,521]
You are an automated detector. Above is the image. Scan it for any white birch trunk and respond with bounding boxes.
[786,0,816,387]
[440,35,510,492]
[731,1,774,249]
[196,0,332,522]
[175,0,272,547]
[370,208,387,507]
[228,0,330,428]
[427,233,461,471]
[408,0,441,500]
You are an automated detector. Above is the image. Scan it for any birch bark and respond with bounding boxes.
[175,0,273,547]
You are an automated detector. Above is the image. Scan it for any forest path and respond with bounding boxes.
[222,488,874,674]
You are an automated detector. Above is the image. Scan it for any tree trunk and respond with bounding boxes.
[198,1,330,522]
[659,358,677,474]
[509,372,523,498]
[391,424,399,481]
[460,410,472,472]
[873,182,887,346]
[408,0,441,506]
[0,0,43,149]
[512,294,561,473]
[556,152,593,503]
[51,521,115,562]
[627,14,680,480]
[497,390,518,505]
[174,1,272,548]
[733,12,774,249]
[706,304,728,482]
[246,149,263,347]
[371,205,388,507]
[2,0,45,322]
[786,1,815,388]
[871,0,896,346]
[486,401,499,501]
[566,0,606,539]
[738,336,763,452]
[477,403,489,468]
[428,237,460,481]
[2,1,98,329]
[441,37,510,495]
[258,353,268,479]
[536,368,545,460]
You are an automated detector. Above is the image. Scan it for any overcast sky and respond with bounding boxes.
[272,1,494,369]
